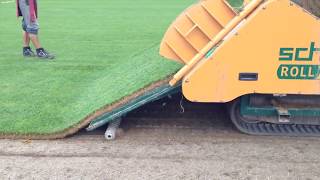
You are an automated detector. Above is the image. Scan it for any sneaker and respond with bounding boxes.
[23,47,35,57]
[36,48,55,59]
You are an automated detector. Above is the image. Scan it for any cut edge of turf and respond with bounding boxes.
[0,76,173,140]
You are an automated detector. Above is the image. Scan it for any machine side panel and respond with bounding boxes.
[182,0,320,102]
[159,0,236,64]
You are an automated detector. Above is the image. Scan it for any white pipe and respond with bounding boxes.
[105,118,122,140]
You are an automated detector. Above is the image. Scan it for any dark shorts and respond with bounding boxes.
[19,0,39,34]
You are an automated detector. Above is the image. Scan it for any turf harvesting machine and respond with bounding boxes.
[160,0,320,136]
[87,0,320,139]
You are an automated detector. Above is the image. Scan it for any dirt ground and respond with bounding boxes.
[1,95,320,180]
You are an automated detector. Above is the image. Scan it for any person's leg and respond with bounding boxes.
[20,0,36,57]
[28,33,41,49]
[27,23,54,59]
[22,32,36,57]
[21,10,41,49]
[19,0,54,59]
[21,19,35,57]
[22,30,42,50]
[22,31,30,47]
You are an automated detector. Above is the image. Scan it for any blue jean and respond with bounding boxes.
[19,0,39,35]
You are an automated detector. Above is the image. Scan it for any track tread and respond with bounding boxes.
[233,119,320,136]
[230,99,320,137]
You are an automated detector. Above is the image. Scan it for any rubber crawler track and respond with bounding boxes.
[229,99,320,137]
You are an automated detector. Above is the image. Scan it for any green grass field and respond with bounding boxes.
[0,0,241,137]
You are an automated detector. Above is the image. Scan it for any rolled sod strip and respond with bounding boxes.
[0,0,242,139]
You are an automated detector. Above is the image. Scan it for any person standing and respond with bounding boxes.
[17,0,55,59]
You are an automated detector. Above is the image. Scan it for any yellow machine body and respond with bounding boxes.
[160,0,238,64]
[160,0,320,103]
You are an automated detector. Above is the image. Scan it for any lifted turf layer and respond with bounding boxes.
[0,0,242,138]
[0,78,172,139]
[0,0,190,137]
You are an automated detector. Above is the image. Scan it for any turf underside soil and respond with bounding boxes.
[0,0,241,138]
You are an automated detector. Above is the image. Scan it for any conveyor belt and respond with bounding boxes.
[86,84,181,131]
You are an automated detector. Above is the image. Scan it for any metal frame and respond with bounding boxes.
[240,95,320,117]
[86,83,181,131]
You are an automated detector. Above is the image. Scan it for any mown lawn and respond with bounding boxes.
[0,0,241,135]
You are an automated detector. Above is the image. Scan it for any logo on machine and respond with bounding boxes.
[277,42,320,80]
